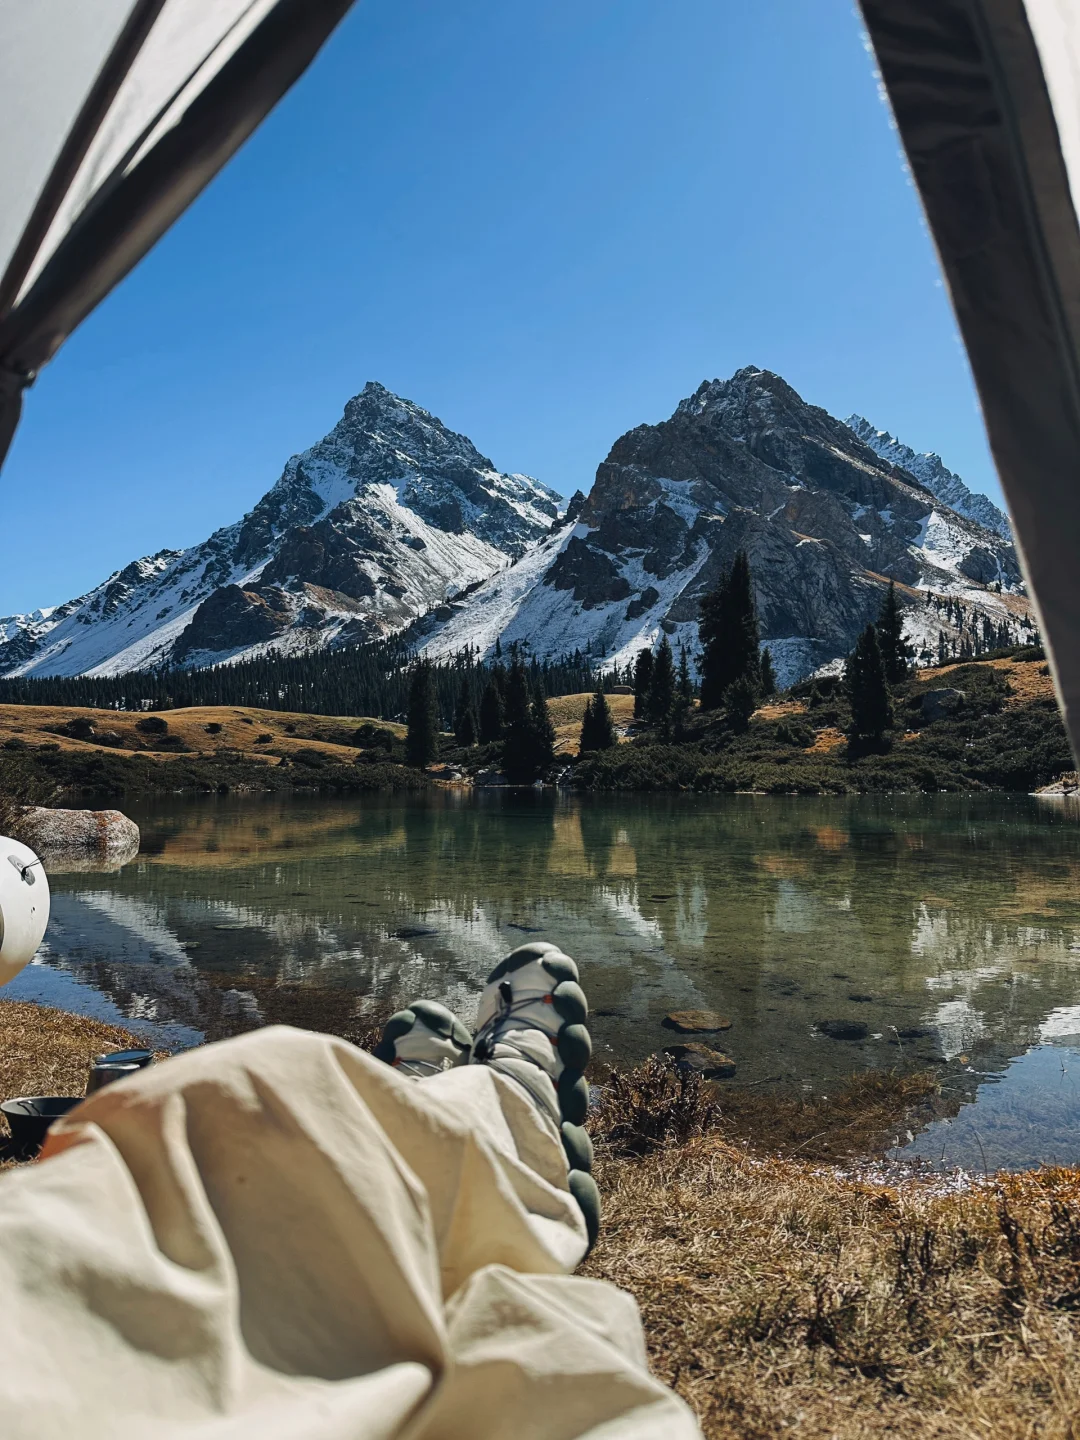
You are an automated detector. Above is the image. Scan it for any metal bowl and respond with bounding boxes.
[1,1096,81,1158]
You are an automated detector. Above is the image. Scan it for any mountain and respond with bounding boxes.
[1,369,1031,688]
[0,384,561,678]
[845,416,1012,539]
[415,368,1029,685]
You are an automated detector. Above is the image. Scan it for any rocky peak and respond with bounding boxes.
[418,367,1030,686]
[845,415,1012,539]
[0,384,563,678]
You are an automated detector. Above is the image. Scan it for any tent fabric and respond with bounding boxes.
[0,1025,700,1440]
[858,0,1080,764]
[0,0,355,470]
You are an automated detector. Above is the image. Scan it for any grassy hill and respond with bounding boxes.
[0,704,417,798]
[0,650,1071,800]
[573,650,1074,794]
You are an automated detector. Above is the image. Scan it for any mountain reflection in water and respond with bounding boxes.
[8,791,1080,1163]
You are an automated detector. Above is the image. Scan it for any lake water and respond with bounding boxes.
[8,790,1080,1170]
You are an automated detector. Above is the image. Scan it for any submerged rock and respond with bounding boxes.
[663,1043,737,1078]
[12,807,140,859]
[661,1010,732,1034]
[816,1018,869,1041]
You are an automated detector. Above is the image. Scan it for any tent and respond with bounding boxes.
[0,0,355,466]
[858,0,1080,761]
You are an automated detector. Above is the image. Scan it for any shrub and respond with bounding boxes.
[136,715,168,735]
[591,1054,722,1157]
[0,750,56,833]
[61,717,96,741]
[204,722,223,735]
[351,723,395,751]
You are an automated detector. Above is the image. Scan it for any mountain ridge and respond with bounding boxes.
[1,370,1028,687]
[417,366,1028,684]
[0,383,560,678]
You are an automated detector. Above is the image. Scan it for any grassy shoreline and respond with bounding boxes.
[0,650,1071,803]
[3,1000,1079,1436]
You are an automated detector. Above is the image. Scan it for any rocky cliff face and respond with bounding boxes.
[417,367,1029,684]
[0,384,561,677]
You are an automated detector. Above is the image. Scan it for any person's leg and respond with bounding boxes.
[377,941,601,1250]
[0,948,701,1439]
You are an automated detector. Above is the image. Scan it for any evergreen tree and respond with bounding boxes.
[579,689,617,755]
[454,678,478,747]
[698,550,761,710]
[478,679,504,743]
[405,662,438,768]
[502,660,537,780]
[876,581,912,684]
[677,644,693,716]
[647,636,676,731]
[845,623,893,749]
[725,673,758,733]
[759,647,776,697]
[530,685,557,775]
[633,648,655,719]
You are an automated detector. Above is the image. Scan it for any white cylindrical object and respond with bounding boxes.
[0,836,50,985]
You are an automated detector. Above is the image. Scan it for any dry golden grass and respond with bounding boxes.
[544,692,636,755]
[0,703,403,763]
[914,656,1055,707]
[753,700,808,722]
[808,726,846,754]
[585,1142,1080,1438]
[0,1001,150,1147]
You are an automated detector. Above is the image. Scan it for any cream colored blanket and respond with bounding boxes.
[0,1026,699,1438]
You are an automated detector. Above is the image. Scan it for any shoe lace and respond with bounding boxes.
[473,979,554,1060]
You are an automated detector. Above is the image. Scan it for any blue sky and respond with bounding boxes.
[2,0,1000,614]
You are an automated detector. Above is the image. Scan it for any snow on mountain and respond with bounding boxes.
[1,371,1032,688]
[845,416,1012,539]
[416,368,1031,684]
[0,384,561,678]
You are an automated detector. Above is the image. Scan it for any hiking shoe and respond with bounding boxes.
[374,1000,473,1078]
[472,941,600,1249]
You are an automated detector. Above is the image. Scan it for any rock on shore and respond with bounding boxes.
[11,807,140,858]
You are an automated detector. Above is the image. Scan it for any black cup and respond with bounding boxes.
[1,1096,82,1159]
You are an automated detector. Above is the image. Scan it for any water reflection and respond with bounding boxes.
[6,794,1080,1120]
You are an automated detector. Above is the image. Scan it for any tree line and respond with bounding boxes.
[0,636,616,725]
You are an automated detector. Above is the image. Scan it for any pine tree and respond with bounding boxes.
[876,581,912,684]
[478,679,504,743]
[579,689,617,755]
[454,678,478,746]
[647,636,676,731]
[698,549,761,710]
[405,662,438,768]
[530,686,556,775]
[502,660,537,781]
[677,645,693,716]
[725,673,758,733]
[633,648,655,719]
[759,647,776,697]
[845,623,893,750]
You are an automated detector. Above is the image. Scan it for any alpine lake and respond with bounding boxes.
[10,789,1080,1173]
